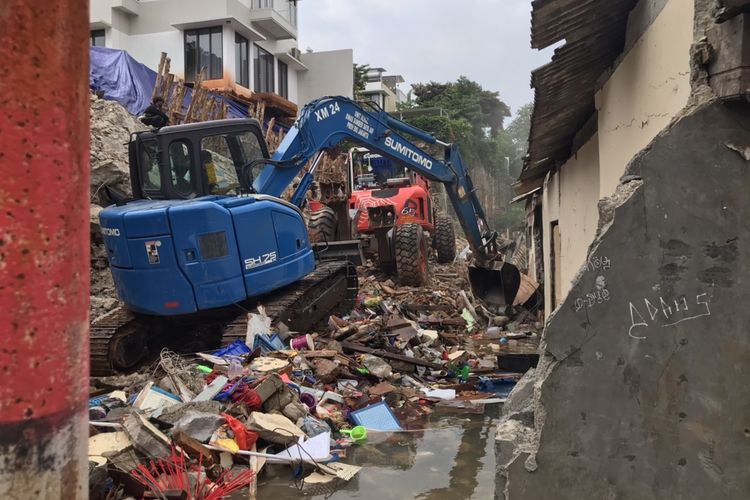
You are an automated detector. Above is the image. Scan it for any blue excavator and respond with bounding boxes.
[92,96,519,375]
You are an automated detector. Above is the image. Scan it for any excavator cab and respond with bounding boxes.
[100,119,316,316]
[128,119,267,200]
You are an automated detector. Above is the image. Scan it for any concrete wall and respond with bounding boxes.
[498,2,750,498]
[595,0,694,198]
[298,49,354,106]
[499,100,750,500]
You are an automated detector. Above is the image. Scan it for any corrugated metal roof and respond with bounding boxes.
[518,0,638,192]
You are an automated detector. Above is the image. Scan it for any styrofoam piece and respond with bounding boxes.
[192,375,228,402]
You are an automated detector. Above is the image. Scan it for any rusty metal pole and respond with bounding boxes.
[0,0,90,497]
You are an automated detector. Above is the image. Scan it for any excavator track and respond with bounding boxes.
[220,260,358,344]
[90,260,358,376]
[90,308,148,377]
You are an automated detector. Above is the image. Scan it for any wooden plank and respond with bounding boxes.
[341,342,443,370]
[402,303,455,312]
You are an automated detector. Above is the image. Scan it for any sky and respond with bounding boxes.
[297,0,555,118]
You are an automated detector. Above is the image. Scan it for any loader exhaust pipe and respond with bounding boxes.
[468,262,521,314]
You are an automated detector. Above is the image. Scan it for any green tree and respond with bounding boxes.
[398,77,522,230]
[506,102,532,178]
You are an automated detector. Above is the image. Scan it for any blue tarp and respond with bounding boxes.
[89,46,257,121]
[90,46,157,115]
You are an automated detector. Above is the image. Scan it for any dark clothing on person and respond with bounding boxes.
[141,104,169,128]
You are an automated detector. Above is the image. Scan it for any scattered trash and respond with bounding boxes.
[341,425,368,443]
[193,375,229,402]
[421,388,456,400]
[87,254,541,497]
[132,382,182,412]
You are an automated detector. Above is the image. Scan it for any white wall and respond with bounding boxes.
[287,68,299,105]
[542,171,560,311]
[558,134,601,298]
[118,31,185,77]
[298,49,354,106]
[595,0,694,198]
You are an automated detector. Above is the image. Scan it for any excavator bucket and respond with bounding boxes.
[468,263,522,313]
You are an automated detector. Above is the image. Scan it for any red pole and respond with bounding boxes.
[0,0,89,497]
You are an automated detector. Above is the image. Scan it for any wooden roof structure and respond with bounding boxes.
[517,0,638,193]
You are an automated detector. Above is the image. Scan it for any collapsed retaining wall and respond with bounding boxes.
[497,100,750,499]
[496,1,750,497]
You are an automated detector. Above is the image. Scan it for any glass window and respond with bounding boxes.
[235,34,249,88]
[91,30,105,47]
[352,151,406,190]
[254,45,274,93]
[184,27,223,81]
[200,131,265,195]
[210,30,222,77]
[278,60,288,99]
[168,141,195,198]
[290,1,298,26]
[185,31,197,81]
[139,139,161,192]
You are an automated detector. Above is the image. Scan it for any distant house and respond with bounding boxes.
[89,0,353,112]
[361,67,407,112]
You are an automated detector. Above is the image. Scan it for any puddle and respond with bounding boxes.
[256,405,501,499]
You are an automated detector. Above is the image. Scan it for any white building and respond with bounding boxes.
[89,0,353,108]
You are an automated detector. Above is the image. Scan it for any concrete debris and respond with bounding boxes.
[171,411,224,442]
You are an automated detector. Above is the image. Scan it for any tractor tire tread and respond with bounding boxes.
[433,212,457,263]
[308,206,337,243]
[395,223,428,286]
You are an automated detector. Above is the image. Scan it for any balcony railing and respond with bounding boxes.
[249,0,297,39]
[251,0,297,27]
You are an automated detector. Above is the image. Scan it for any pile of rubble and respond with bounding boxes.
[89,94,147,319]
[88,253,542,498]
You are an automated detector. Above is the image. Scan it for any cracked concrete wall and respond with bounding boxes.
[497,0,750,498]
[596,0,694,198]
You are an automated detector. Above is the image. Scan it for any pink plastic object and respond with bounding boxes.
[289,334,315,351]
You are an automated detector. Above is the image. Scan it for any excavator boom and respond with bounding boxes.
[251,96,520,307]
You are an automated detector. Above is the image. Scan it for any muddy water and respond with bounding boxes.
[256,405,500,499]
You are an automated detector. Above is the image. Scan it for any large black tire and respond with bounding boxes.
[308,206,337,243]
[433,212,456,263]
[394,223,429,286]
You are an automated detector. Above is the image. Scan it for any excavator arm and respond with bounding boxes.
[253,96,501,265]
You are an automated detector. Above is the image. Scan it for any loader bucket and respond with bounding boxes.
[312,239,364,266]
[469,263,521,311]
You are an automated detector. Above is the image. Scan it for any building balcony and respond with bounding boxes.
[276,47,307,71]
[166,0,265,41]
[90,0,140,27]
[250,0,297,40]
